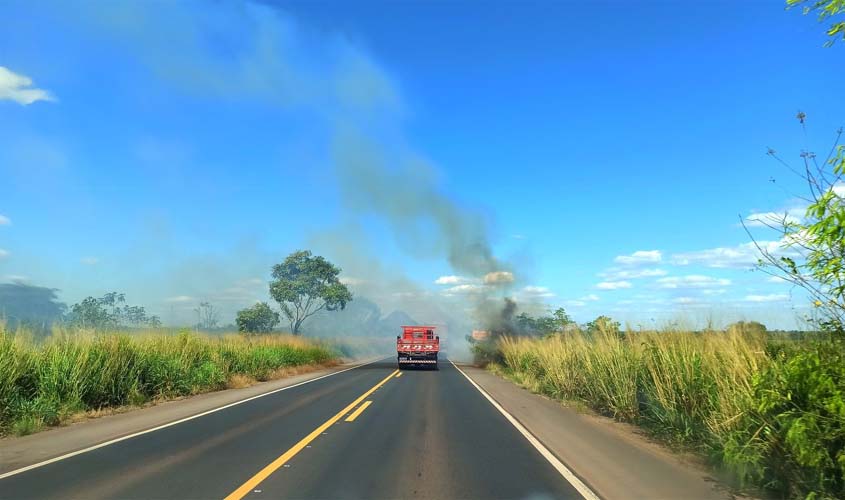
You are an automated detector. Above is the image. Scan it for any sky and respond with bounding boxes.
[1,0,843,329]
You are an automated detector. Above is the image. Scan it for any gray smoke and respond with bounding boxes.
[333,129,510,280]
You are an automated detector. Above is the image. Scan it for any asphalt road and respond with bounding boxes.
[0,359,583,500]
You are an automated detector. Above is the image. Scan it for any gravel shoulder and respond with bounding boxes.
[460,364,735,500]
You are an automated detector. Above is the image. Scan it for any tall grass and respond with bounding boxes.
[493,324,845,499]
[0,326,337,436]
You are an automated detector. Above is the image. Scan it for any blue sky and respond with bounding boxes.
[1,0,843,329]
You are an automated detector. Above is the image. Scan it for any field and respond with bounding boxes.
[0,327,338,436]
[485,324,845,499]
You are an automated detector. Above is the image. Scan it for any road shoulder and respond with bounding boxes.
[459,364,733,500]
[0,358,382,475]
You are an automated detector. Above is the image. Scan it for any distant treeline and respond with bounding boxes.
[0,282,423,340]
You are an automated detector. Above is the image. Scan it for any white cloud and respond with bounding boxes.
[656,275,731,289]
[767,275,789,283]
[832,183,845,197]
[600,268,668,280]
[483,271,514,285]
[670,239,800,269]
[0,215,10,226]
[673,297,700,305]
[0,67,54,105]
[744,209,803,228]
[521,286,555,298]
[340,276,364,285]
[434,275,474,285]
[744,293,789,303]
[614,250,662,266]
[0,249,9,259]
[442,284,484,296]
[80,256,99,265]
[3,275,28,283]
[165,295,194,303]
[565,293,600,307]
[596,280,633,290]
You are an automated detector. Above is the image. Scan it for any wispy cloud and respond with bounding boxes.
[165,295,194,303]
[565,293,601,307]
[600,267,667,280]
[596,280,633,290]
[613,250,662,265]
[0,214,10,226]
[434,275,475,285]
[673,297,701,305]
[0,66,54,105]
[0,249,8,259]
[441,284,484,296]
[744,293,789,302]
[521,286,555,298]
[670,240,799,269]
[656,275,731,289]
[80,256,99,265]
[743,209,803,228]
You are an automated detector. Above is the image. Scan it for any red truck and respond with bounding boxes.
[397,325,439,369]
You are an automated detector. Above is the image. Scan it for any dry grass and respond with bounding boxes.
[226,373,257,389]
[494,323,845,498]
[0,327,339,436]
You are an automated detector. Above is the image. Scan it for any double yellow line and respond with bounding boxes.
[224,369,399,500]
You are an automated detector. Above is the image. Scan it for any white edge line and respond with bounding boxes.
[0,356,389,480]
[449,360,602,500]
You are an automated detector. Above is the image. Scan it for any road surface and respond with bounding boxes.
[0,360,584,499]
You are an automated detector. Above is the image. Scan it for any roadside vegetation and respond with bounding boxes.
[481,324,842,499]
[0,326,337,437]
[478,115,845,498]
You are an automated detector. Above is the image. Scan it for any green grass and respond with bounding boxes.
[489,325,845,499]
[0,327,338,436]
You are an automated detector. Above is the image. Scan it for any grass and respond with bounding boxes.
[488,324,845,499]
[0,326,338,436]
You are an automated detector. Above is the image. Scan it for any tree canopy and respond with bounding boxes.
[749,120,845,335]
[66,292,160,330]
[788,0,845,46]
[269,250,353,335]
[236,302,280,334]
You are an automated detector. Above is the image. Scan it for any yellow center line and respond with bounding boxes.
[223,369,399,500]
[395,372,403,378]
[344,401,373,422]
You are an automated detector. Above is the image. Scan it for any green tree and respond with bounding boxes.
[585,315,621,335]
[551,307,574,330]
[726,320,768,336]
[269,250,353,335]
[787,0,845,46]
[747,121,845,335]
[66,292,160,329]
[236,302,280,334]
